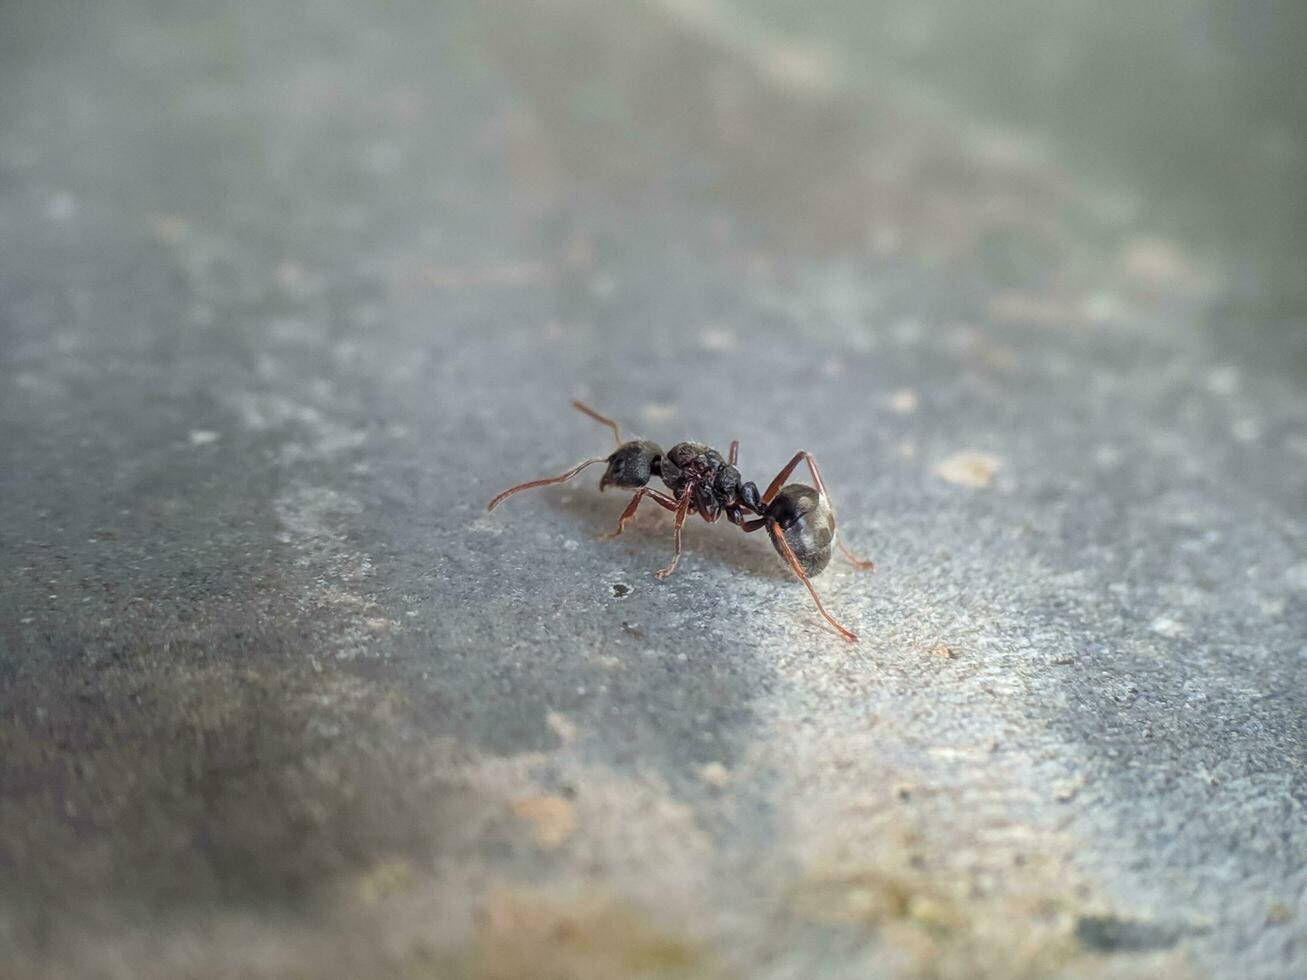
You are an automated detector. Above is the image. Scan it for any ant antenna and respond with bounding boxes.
[486,457,608,512]
[571,400,622,447]
[486,401,625,512]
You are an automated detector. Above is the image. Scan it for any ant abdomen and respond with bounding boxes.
[766,484,835,576]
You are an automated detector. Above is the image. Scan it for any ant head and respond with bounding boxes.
[767,483,835,576]
[600,440,663,491]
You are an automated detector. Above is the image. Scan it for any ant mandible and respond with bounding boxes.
[486,401,875,641]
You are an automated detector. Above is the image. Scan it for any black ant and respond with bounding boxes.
[486,401,874,641]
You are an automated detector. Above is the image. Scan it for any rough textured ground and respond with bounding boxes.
[1,1,1304,978]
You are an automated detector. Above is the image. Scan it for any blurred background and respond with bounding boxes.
[2,1,1305,978]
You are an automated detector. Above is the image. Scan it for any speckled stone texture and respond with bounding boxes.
[2,1,1304,978]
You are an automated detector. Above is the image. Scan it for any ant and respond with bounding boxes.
[486,401,874,641]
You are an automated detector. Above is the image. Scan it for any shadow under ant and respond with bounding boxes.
[548,487,793,582]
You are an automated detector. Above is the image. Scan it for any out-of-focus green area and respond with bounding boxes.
[758,0,1307,313]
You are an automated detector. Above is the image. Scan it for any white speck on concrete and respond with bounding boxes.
[700,327,736,351]
[1205,366,1240,396]
[1094,443,1122,467]
[887,388,919,414]
[641,402,676,424]
[934,451,1001,488]
[1150,616,1186,638]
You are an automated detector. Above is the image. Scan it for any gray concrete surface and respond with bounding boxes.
[1,1,1304,978]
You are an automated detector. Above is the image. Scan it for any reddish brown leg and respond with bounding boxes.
[762,451,816,502]
[762,451,874,570]
[653,493,692,580]
[571,399,622,447]
[770,523,859,642]
[599,487,679,539]
[486,457,608,511]
[836,540,875,571]
[728,440,739,466]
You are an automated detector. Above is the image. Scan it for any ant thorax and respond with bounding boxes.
[658,442,726,496]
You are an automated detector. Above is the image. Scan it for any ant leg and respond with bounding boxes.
[836,540,876,571]
[486,457,608,512]
[599,487,679,540]
[799,452,875,569]
[762,451,874,570]
[770,523,859,642]
[571,400,622,447]
[728,440,739,466]
[653,493,692,581]
[761,451,808,503]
